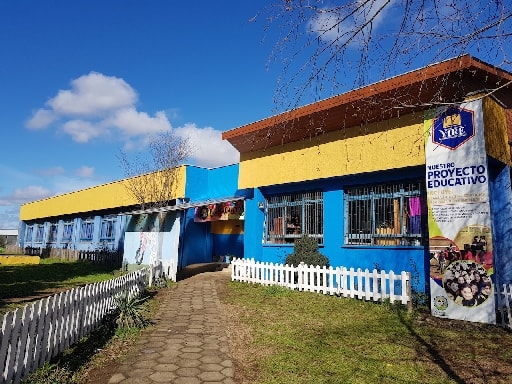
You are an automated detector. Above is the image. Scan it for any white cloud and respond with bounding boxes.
[62,119,104,143]
[24,72,168,144]
[105,108,171,136]
[175,123,239,168]
[48,72,137,116]
[26,108,57,130]
[75,166,95,178]
[309,1,395,44]
[35,166,65,177]
[9,186,52,204]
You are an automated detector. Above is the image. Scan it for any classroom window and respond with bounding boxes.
[35,224,45,243]
[264,191,323,244]
[100,216,116,241]
[25,225,34,243]
[345,181,425,246]
[48,223,58,243]
[80,218,94,241]
[62,221,73,242]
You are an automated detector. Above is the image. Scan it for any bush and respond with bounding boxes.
[285,235,329,267]
[112,290,150,329]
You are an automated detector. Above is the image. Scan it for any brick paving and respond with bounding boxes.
[107,265,235,384]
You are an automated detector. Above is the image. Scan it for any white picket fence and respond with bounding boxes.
[0,268,148,384]
[231,258,412,306]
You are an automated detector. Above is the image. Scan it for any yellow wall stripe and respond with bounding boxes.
[20,167,187,220]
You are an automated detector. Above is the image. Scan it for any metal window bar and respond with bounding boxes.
[48,223,58,243]
[100,217,116,240]
[345,182,424,246]
[25,226,34,243]
[35,224,45,243]
[62,222,73,241]
[80,219,94,241]
[265,191,323,244]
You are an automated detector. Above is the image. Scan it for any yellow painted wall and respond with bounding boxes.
[20,167,187,221]
[483,97,511,166]
[238,113,426,188]
[0,256,40,265]
[210,220,244,235]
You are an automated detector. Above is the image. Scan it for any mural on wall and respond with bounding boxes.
[124,212,180,279]
[425,100,495,324]
[194,200,244,222]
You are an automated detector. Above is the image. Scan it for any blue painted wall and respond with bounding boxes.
[488,158,512,286]
[243,167,429,293]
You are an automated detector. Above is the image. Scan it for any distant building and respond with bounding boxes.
[0,229,18,246]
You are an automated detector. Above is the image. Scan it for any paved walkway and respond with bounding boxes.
[107,264,235,384]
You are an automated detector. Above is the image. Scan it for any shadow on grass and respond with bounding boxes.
[0,261,120,311]
[397,311,465,384]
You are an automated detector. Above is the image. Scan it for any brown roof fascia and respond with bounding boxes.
[222,55,512,152]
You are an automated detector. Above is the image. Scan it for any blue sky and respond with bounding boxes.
[1,1,510,230]
[0,1,282,229]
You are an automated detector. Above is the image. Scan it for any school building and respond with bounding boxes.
[222,55,512,323]
[16,55,512,323]
[18,164,248,273]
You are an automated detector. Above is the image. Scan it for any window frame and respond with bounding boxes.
[62,221,74,243]
[35,224,45,243]
[48,223,58,243]
[344,181,425,247]
[264,190,324,245]
[80,218,94,241]
[25,225,34,243]
[100,216,117,241]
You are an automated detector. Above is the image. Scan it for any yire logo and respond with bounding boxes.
[432,107,475,150]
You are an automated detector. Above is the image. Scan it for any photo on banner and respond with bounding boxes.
[424,99,495,324]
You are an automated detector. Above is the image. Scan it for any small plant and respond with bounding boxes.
[285,235,329,267]
[112,290,150,329]
[21,362,76,384]
[263,285,292,297]
[409,258,429,310]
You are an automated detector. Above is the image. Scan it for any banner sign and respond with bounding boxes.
[425,100,495,324]
[194,200,244,222]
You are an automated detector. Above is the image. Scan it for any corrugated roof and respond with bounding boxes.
[121,196,245,215]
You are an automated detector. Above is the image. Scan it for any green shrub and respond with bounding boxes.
[112,290,150,329]
[285,235,329,267]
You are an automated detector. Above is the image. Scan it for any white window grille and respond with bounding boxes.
[345,181,425,246]
[35,224,45,243]
[25,225,34,243]
[264,191,323,244]
[80,218,94,241]
[100,216,116,241]
[48,223,58,243]
[62,221,73,242]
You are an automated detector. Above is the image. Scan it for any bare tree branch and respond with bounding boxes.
[261,0,512,111]
[118,131,190,211]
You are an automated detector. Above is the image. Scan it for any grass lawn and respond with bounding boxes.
[222,282,512,384]
[0,258,124,315]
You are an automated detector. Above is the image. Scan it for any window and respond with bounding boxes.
[62,221,73,242]
[264,191,323,244]
[100,216,117,241]
[48,223,58,243]
[35,224,45,243]
[25,225,34,243]
[80,218,94,241]
[345,181,425,246]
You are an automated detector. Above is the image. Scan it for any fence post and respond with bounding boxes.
[404,271,412,311]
